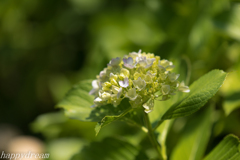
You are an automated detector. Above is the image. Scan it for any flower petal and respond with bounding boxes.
[133,77,146,91]
[178,81,190,92]
[117,87,122,99]
[162,84,170,95]
[126,88,138,101]
[119,78,129,88]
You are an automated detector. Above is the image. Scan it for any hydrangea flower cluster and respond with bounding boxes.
[89,50,190,113]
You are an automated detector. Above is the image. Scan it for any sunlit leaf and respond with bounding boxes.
[203,134,240,160]
[170,106,213,160]
[95,100,132,135]
[156,120,174,160]
[47,138,87,160]
[31,111,96,139]
[223,92,240,116]
[31,111,67,139]
[162,70,227,120]
[150,99,174,128]
[221,68,240,116]
[56,80,96,121]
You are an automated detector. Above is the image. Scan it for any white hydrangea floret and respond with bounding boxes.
[178,81,190,93]
[133,77,146,91]
[89,80,100,95]
[108,57,121,67]
[119,78,129,88]
[123,57,135,69]
[125,88,138,101]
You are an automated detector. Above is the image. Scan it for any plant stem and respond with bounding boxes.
[125,118,148,133]
[143,112,164,160]
[158,120,173,160]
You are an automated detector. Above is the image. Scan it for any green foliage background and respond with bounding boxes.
[0,0,240,159]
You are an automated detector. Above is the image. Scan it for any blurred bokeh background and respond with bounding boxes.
[0,0,240,159]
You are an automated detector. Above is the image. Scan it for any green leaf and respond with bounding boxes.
[56,80,130,122]
[57,80,133,135]
[31,111,96,139]
[95,105,132,135]
[223,92,240,116]
[170,105,213,160]
[56,80,96,121]
[150,98,175,128]
[204,135,240,160]
[31,111,67,139]
[149,99,175,160]
[47,138,87,160]
[71,137,147,160]
[220,67,240,116]
[162,69,227,120]
[156,120,174,160]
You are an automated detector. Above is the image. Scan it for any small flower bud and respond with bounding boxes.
[120,68,130,78]
[101,92,111,101]
[143,99,154,113]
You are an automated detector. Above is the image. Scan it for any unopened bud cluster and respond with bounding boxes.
[89,50,190,113]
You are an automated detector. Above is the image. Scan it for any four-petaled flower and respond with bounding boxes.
[119,78,129,88]
[125,88,138,101]
[133,77,146,91]
[123,57,135,69]
[108,57,121,67]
